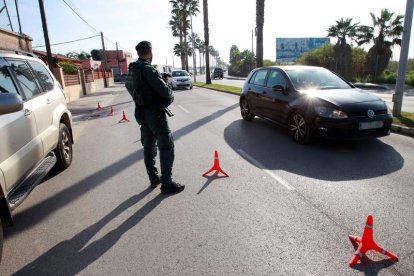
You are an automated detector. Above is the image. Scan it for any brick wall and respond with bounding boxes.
[0,27,33,52]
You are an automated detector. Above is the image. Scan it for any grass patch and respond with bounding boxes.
[194,82,414,128]
[194,82,241,94]
[392,112,414,128]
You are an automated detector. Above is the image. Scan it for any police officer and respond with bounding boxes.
[127,41,184,194]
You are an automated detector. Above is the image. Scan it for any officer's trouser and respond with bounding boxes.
[138,108,174,186]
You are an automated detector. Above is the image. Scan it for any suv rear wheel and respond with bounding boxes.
[54,123,73,170]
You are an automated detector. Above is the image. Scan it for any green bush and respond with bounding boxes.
[59,61,78,74]
[376,70,397,84]
[405,71,414,86]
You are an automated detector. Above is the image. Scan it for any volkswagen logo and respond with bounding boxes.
[367,109,375,118]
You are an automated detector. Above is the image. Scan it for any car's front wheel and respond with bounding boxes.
[54,123,73,170]
[290,111,312,144]
[240,98,255,121]
[0,219,3,264]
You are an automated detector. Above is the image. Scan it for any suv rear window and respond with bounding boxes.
[27,60,54,92]
[7,59,41,98]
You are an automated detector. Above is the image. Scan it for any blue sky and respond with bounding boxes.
[1,0,412,66]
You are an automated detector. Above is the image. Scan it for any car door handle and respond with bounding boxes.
[24,108,32,116]
[46,98,51,104]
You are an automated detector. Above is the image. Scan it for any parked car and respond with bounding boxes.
[114,73,127,82]
[169,70,193,90]
[0,50,74,262]
[239,65,393,144]
[213,68,223,79]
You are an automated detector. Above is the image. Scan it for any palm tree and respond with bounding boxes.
[169,0,199,71]
[327,17,359,78]
[357,9,404,78]
[203,0,211,84]
[189,32,200,74]
[256,0,265,67]
[195,36,205,74]
[169,8,185,69]
[209,45,216,68]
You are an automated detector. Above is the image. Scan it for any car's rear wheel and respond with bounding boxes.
[290,111,312,144]
[240,98,255,121]
[54,123,73,170]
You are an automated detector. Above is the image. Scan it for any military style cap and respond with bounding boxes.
[136,41,152,52]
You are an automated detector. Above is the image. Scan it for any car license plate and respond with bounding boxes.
[359,121,383,130]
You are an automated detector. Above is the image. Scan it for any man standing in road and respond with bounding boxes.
[126,41,184,194]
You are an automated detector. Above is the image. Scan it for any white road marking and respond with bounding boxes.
[237,149,296,191]
[177,105,189,113]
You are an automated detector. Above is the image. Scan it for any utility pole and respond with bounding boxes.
[190,2,196,82]
[116,42,121,75]
[38,0,54,73]
[393,0,413,116]
[2,0,13,32]
[252,29,254,54]
[15,0,22,34]
[100,32,108,87]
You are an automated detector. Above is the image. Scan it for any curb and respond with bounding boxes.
[391,124,414,138]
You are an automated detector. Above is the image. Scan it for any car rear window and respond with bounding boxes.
[27,60,54,92]
[251,69,268,86]
[7,59,41,98]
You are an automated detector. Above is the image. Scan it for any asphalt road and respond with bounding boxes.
[1,84,413,275]
[205,74,414,113]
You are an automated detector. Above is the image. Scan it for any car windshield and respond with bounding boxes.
[286,69,351,90]
[172,71,189,77]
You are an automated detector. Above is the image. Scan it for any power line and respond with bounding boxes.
[59,0,132,53]
[61,0,98,33]
[33,34,100,48]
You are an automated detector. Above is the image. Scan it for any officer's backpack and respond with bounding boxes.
[125,62,145,106]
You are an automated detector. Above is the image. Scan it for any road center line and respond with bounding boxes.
[177,104,189,113]
[237,149,296,191]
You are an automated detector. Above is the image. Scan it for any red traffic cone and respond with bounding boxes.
[118,111,130,123]
[202,150,229,177]
[108,106,115,116]
[97,102,102,110]
[348,214,398,267]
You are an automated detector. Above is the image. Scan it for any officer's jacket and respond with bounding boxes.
[126,57,173,108]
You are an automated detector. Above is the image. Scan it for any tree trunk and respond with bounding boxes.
[179,29,185,69]
[203,0,211,84]
[256,0,265,68]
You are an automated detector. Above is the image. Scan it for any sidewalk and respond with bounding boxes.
[67,83,127,117]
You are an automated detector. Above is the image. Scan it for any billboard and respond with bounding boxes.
[276,37,330,62]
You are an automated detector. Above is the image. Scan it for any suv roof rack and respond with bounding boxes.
[0,48,38,58]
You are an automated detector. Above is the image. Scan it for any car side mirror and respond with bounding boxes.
[0,93,24,115]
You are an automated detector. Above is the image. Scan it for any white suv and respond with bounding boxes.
[0,50,74,262]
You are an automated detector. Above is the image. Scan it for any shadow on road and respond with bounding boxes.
[224,119,404,181]
[198,171,229,194]
[5,103,239,239]
[12,190,170,275]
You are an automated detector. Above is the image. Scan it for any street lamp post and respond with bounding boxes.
[393,0,413,116]
[190,3,196,82]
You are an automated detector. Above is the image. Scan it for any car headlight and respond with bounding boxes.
[315,106,348,119]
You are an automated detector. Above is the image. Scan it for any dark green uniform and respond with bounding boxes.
[126,57,175,187]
